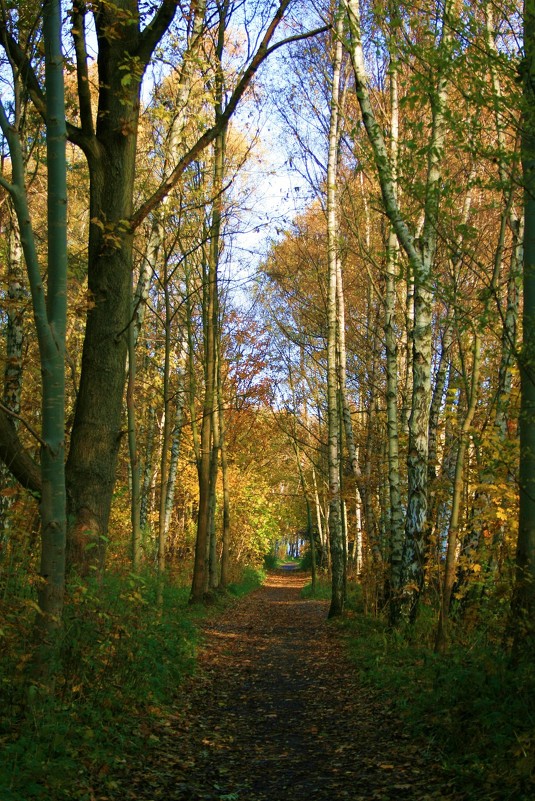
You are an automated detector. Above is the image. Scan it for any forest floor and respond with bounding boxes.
[104,569,464,801]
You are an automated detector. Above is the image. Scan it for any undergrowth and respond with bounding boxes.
[227,565,266,597]
[300,577,363,610]
[343,610,535,801]
[0,564,263,801]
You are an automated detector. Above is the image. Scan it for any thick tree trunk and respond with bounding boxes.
[65,1,142,569]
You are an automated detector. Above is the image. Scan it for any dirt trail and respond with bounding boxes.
[124,571,459,800]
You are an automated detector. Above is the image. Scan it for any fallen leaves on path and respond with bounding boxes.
[100,572,462,801]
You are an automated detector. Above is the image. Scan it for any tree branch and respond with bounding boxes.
[135,0,180,67]
[71,1,95,138]
[132,1,327,229]
[263,24,330,58]
[0,407,41,496]
[0,25,46,118]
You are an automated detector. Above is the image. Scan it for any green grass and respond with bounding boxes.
[263,553,283,570]
[343,610,535,801]
[0,569,198,801]
[1,563,268,800]
[300,577,364,610]
[300,577,332,600]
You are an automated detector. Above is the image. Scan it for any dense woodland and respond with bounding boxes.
[1,0,535,798]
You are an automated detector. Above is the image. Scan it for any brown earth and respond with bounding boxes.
[119,570,462,801]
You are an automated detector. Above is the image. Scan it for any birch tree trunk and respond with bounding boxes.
[326,7,345,617]
[426,323,453,545]
[312,464,326,568]
[344,0,454,622]
[0,209,26,539]
[383,31,404,622]
[403,4,453,622]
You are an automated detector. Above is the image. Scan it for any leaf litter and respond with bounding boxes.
[98,571,464,801]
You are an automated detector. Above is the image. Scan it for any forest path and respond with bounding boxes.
[123,571,459,801]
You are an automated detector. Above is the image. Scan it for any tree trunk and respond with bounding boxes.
[163,336,188,541]
[0,207,26,540]
[128,221,160,567]
[157,273,174,584]
[512,0,535,656]
[140,401,156,532]
[383,34,404,624]
[217,336,231,590]
[0,0,68,642]
[191,117,226,600]
[65,1,148,571]
[344,0,454,622]
[435,333,481,653]
[327,7,345,618]
[485,5,522,439]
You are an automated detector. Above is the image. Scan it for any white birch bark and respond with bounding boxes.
[344,0,455,621]
[163,335,189,539]
[3,213,25,417]
[312,464,326,567]
[383,34,404,616]
[327,8,345,617]
[0,210,26,535]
